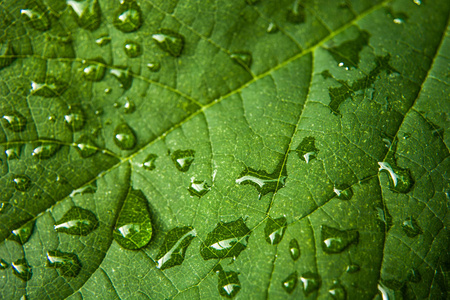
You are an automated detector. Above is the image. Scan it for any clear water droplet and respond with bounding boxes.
[155,226,196,270]
[297,136,319,163]
[218,268,241,298]
[230,52,252,68]
[76,134,98,158]
[20,3,50,31]
[413,0,422,5]
[300,271,321,296]
[64,105,85,131]
[171,149,195,172]
[321,225,359,254]
[124,40,141,58]
[152,29,185,57]
[147,62,160,72]
[113,0,143,33]
[2,111,27,132]
[142,154,157,170]
[96,34,111,47]
[32,141,60,159]
[333,184,353,200]
[188,179,210,197]
[54,206,99,236]
[386,8,409,25]
[402,216,422,237]
[264,216,287,245]
[30,76,68,97]
[8,220,35,245]
[0,41,16,69]
[289,238,301,261]
[110,66,133,89]
[46,250,82,277]
[0,258,8,270]
[70,181,97,197]
[67,0,101,31]
[123,98,136,113]
[12,175,31,191]
[329,280,346,300]
[346,263,360,273]
[407,268,421,283]
[5,144,22,160]
[326,30,370,69]
[287,0,306,24]
[378,162,414,193]
[267,22,279,33]
[374,204,393,232]
[11,258,32,281]
[282,271,298,294]
[81,58,106,81]
[113,123,136,150]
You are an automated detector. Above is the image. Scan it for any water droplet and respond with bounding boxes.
[218,268,241,298]
[296,136,319,163]
[378,162,414,193]
[32,141,60,159]
[0,258,8,269]
[0,202,11,214]
[300,271,321,296]
[321,225,359,254]
[142,154,157,170]
[152,29,185,57]
[2,111,27,132]
[329,280,346,300]
[67,0,101,31]
[12,175,31,191]
[264,216,287,245]
[54,206,99,236]
[110,66,133,89]
[188,179,211,197]
[200,218,251,260]
[64,105,85,131]
[377,281,400,300]
[5,144,22,160]
[113,189,152,250]
[46,250,82,277]
[374,204,393,232]
[75,134,98,158]
[11,258,32,281]
[346,264,360,273]
[70,181,97,197]
[113,123,136,150]
[113,0,143,33]
[0,41,15,70]
[8,220,35,245]
[20,3,50,31]
[386,8,409,25]
[147,62,161,72]
[407,268,421,283]
[287,0,305,24]
[326,29,370,69]
[81,58,106,81]
[96,34,111,46]
[230,52,252,68]
[124,40,141,58]
[282,271,298,294]
[402,216,422,237]
[333,184,353,200]
[267,22,278,33]
[30,76,68,97]
[171,149,195,172]
[413,0,422,5]
[155,226,196,270]
[289,239,301,261]
[123,98,136,113]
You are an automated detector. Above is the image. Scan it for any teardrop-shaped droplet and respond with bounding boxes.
[333,184,353,200]
[12,258,32,281]
[46,250,81,277]
[0,258,8,269]
[124,40,141,58]
[200,218,251,260]
[81,58,106,81]
[378,162,414,193]
[113,123,136,150]
[287,1,306,24]
[32,141,60,159]
[407,268,421,283]
[329,280,346,300]
[155,226,197,270]
[67,0,101,31]
[296,136,319,163]
[152,29,185,57]
[171,149,195,172]
[123,98,136,113]
[282,271,298,294]
[113,0,143,33]
[113,189,152,250]
[264,216,287,245]
[54,206,99,236]
[0,202,11,214]
[75,135,98,158]
[218,268,241,298]
[346,264,360,273]
[402,216,422,238]
[5,144,22,160]
[110,66,133,89]
[0,41,16,70]
[30,77,68,97]
[9,220,35,245]
[95,34,111,46]
[2,111,27,132]
[20,3,51,31]
[147,62,160,72]
[12,175,31,191]
[230,52,252,68]
[300,272,321,296]
[188,180,211,198]
[142,153,157,170]
[267,22,278,33]
[289,238,301,261]
[321,225,359,254]
[64,105,85,131]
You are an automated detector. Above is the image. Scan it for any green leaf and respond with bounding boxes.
[0,0,449,299]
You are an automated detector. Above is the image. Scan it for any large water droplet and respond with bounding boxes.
[188,179,210,197]
[5,144,22,160]
[152,29,185,57]
[9,220,35,245]
[113,0,143,33]
[333,184,353,200]
[230,52,252,68]
[264,216,287,245]
[346,263,360,273]
[329,280,346,300]
[67,0,101,31]
[46,250,81,277]
[0,41,15,70]
[75,135,98,158]
[0,258,8,269]
[113,123,136,150]
[12,258,32,281]
[402,216,422,237]
[30,77,68,97]
[113,189,152,250]
[321,225,359,254]
[282,271,298,294]
[13,175,31,191]
[287,0,305,24]
[200,218,251,260]
[64,105,85,131]
[171,149,195,172]
[81,58,106,81]
[326,29,370,69]
[296,136,319,163]
[378,162,414,193]
[95,34,111,46]
[2,111,27,132]
[54,206,99,236]
[20,2,50,31]
[110,66,133,89]
[300,271,321,296]
[124,40,141,58]
[217,268,241,298]
[32,141,60,159]
[289,238,301,261]
[155,226,196,270]
[142,153,157,170]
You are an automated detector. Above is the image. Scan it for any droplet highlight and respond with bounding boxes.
[124,40,141,58]
[188,179,211,198]
[2,111,27,132]
[64,105,85,131]
[296,136,319,163]
[282,271,298,294]
[113,123,137,150]
[12,258,32,281]
[378,162,414,193]
[321,225,359,254]
[13,175,31,191]
[75,135,98,158]
[346,264,360,273]
[152,29,185,57]
[289,238,301,261]
[113,0,143,33]
[287,0,306,24]
[81,58,106,81]
[46,250,82,277]
[217,267,241,298]
[264,216,287,245]
[32,141,60,159]
[110,66,133,89]
[0,258,8,270]
[5,144,22,160]
[402,216,422,237]
[95,34,111,46]
[30,77,68,97]
[9,220,35,245]
[300,271,321,296]
[333,184,353,200]
[155,226,196,270]
[171,149,195,172]
[67,0,101,31]
[326,29,370,69]
[20,3,50,31]
[54,206,99,236]
[329,280,346,300]
[230,52,252,68]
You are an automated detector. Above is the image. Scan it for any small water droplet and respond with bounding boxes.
[326,29,370,69]
[287,0,305,24]
[46,250,82,277]
[110,66,133,89]
[289,238,301,261]
[218,268,241,298]
[386,8,409,25]
[12,175,31,191]
[188,179,211,198]
[96,34,111,46]
[152,29,185,57]
[266,22,279,33]
[147,62,161,72]
[407,268,421,283]
[8,220,35,245]
[113,123,136,150]
[329,280,346,300]
[0,41,15,69]
[113,189,153,250]
[0,202,11,214]
[123,98,136,113]
[171,149,195,172]
[30,76,68,97]
[0,258,8,269]
[200,218,251,260]
[333,184,353,200]
[402,216,422,237]
[75,134,98,158]
[54,206,99,236]
[378,162,414,193]
[300,271,321,296]
[264,216,287,245]
[113,0,143,33]
[104,87,112,94]
[64,105,85,131]
[67,0,101,31]
[296,136,319,163]
[321,225,359,254]
[124,40,141,58]
[5,144,22,160]
[11,258,32,281]
[2,111,27,132]
[81,58,106,81]
[70,181,97,197]
[413,0,422,5]
[374,204,393,232]
[230,52,252,68]
[346,264,360,273]
[20,3,50,31]
[32,141,60,159]
[142,154,157,170]
[282,271,298,294]
[155,226,196,270]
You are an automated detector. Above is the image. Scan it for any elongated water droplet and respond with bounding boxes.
[378,162,414,193]
[142,154,157,170]
[20,3,50,31]
[5,144,22,160]
[267,22,278,33]
[346,264,360,273]
[230,52,252,68]
[81,58,106,81]
[46,250,81,277]
[54,206,99,236]
[113,0,143,33]
[218,268,241,298]
[413,0,422,5]
[32,141,60,159]
[96,34,111,46]
[147,62,160,72]
[64,105,85,131]
[282,271,298,294]
[67,0,101,31]
[321,225,358,254]
[2,111,27,132]
[9,220,35,245]
[75,135,98,158]
[0,258,8,269]
[152,29,185,57]
[402,216,422,237]
[13,175,31,191]
[333,184,353,200]
[200,218,251,260]
[407,268,421,283]
[124,40,141,58]
[123,98,136,114]
[12,258,32,281]
[296,136,319,163]
[287,0,305,24]
[326,29,370,69]
[301,272,321,296]
[110,66,133,89]
[113,123,136,150]
[155,226,196,270]
[0,41,15,69]
[329,280,346,300]
[265,216,287,245]
[113,189,152,250]
[188,179,210,197]
[171,149,195,172]
[0,203,11,214]
[31,77,68,97]
[69,181,97,197]
[289,238,301,261]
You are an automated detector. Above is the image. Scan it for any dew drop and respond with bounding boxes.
[123,98,136,113]
[64,105,85,131]
[12,258,32,281]
[326,29,370,69]
[407,268,421,283]
[230,52,252,68]
[289,238,301,261]
[264,216,287,245]
[374,204,393,232]
[12,175,31,191]
[54,206,99,236]
[69,181,97,197]
[282,271,298,294]
[0,258,8,270]
[147,62,161,72]
[321,225,359,254]
[171,149,195,172]
[113,123,136,150]
[155,226,196,270]
[287,0,305,24]
[402,216,422,238]
[296,136,319,163]
[333,184,353,200]
[413,0,422,5]
[188,179,210,198]
[267,22,279,33]
[81,58,106,81]
[0,41,15,70]
[46,250,82,277]
[67,0,101,31]
[95,34,111,46]
[142,154,157,170]
[218,268,241,298]
[32,141,60,159]
[378,162,414,193]
[75,134,98,158]
[124,40,141,58]
[110,66,133,89]
[113,189,153,250]
[113,0,143,33]
[329,280,346,300]
[30,77,68,97]
[300,271,321,296]
[5,144,22,160]
[2,111,27,132]
[152,29,185,57]
[20,3,50,31]
[8,220,35,245]
[346,264,360,273]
